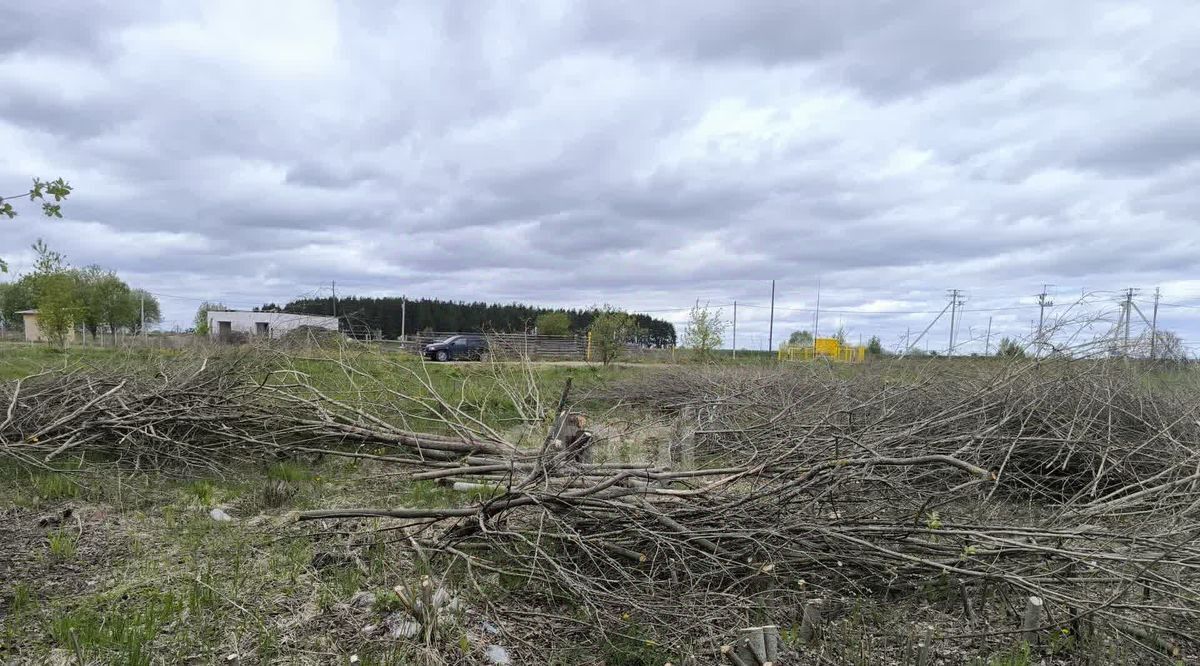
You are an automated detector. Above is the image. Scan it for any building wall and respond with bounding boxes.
[21,313,77,343]
[206,311,339,339]
[22,313,41,343]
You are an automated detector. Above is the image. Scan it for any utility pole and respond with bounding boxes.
[946,289,962,356]
[767,280,775,353]
[1036,285,1053,358]
[331,280,339,332]
[401,298,407,342]
[1150,287,1160,360]
[984,316,993,356]
[732,300,737,359]
[1122,288,1135,356]
[140,291,145,342]
[813,278,821,338]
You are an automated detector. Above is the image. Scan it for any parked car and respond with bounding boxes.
[423,335,489,361]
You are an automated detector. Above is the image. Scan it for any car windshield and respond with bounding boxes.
[437,336,461,344]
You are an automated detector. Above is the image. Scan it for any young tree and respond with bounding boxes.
[0,280,34,329]
[866,335,883,355]
[126,289,162,333]
[194,301,227,336]
[588,305,634,365]
[833,326,847,345]
[788,330,814,347]
[0,178,72,272]
[36,272,79,348]
[997,337,1026,358]
[684,301,727,361]
[75,266,131,339]
[1150,330,1186,362]
[536,311,572,336]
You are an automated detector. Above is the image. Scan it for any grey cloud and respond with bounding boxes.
[0,2,137,59]
[3,1,1200,352]
[1072,117,1200,176]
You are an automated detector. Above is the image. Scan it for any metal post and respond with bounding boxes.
[401,298,407,342]
[732,300,737,359]
[985,316,992,356]
[140,292,145,341]
[1036,285,1053,358]
[768,280,775,352]
[1150,287,1160,359]
[814,278,821,339]
[947,289,960,356]
[1123,288,1133,356]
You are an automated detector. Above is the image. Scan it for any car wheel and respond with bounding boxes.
[435,350,449,362]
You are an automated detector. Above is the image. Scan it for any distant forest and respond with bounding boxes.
[267,296,677,347]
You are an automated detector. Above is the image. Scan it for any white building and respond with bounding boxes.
[206,310,339,340]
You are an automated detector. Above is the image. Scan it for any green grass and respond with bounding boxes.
[31,472,80,500]
[182,479,217,507]
[47,529,78,560]
[267,461,312,483]
[47,591,184,666]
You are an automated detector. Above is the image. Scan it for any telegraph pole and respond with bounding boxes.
[140,292,145,341]
[767,280,775,352]
[732,300,737,359]
[1122,288,1135,356]
[401,298,407,341]
[1150,287,1160,359]
[813,278,821,338]
[1036,285,1053,358]
[985,316,992,356]
[946,289,962,356]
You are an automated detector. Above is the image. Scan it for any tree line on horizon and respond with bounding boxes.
[269,296,677,347]
[0,241,162,346]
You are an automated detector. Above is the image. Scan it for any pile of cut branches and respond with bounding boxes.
[3,353,1198,663]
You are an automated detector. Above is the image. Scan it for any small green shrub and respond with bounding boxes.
[48,529,78,560]
[9,582,35,615]
[184,480,216,507]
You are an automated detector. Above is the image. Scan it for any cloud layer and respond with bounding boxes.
[3,1,1200,351]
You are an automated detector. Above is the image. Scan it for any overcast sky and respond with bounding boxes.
[4,1,1200,352]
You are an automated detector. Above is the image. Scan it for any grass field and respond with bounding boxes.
[2,343,1197,665]
[0,344,662,664]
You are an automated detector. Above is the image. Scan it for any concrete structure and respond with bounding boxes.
[17,309,77,344]
[206,310,339,340]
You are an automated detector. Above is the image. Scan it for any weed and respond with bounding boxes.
[260,478,297,508]
[596,629,675,666]
[400,479,475,508]
[9,582,36,615]
[47,592,183,666]
[374,589,405,614]
[318,566,365,609]
[32,472,79,500]
[267,461,312,483]
[47,529,78,560]
[975,641,1032,666]
[184,480,216,507]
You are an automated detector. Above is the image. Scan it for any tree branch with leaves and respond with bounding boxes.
[1,177,72,272]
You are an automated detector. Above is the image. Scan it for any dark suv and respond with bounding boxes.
[423,335,489,361]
